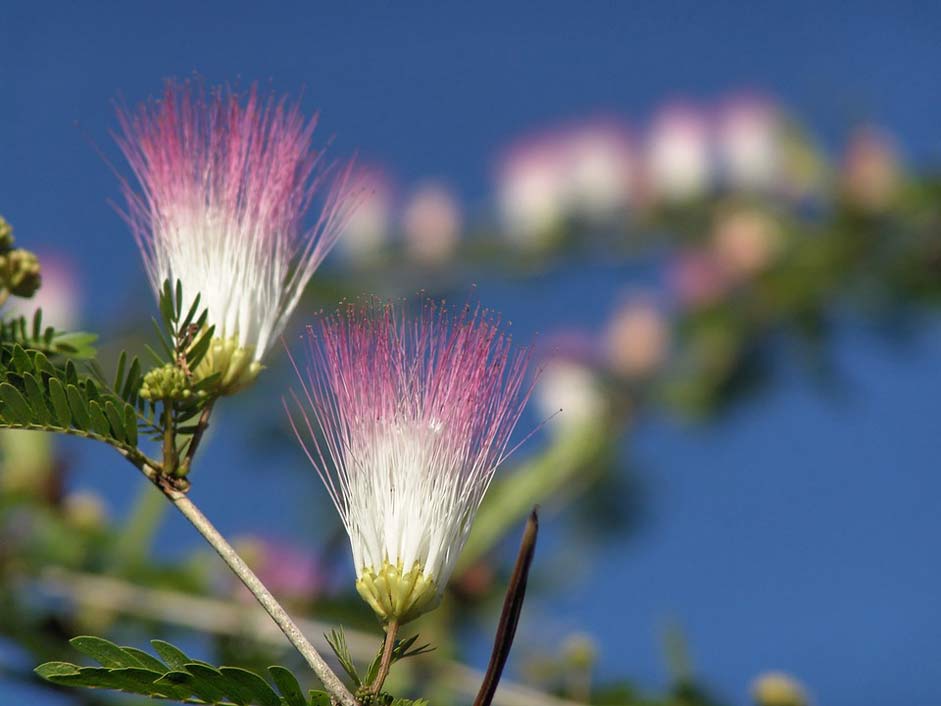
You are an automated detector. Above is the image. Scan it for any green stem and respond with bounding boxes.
[370,619,399,695]
[161,404,178,474]
[113,448,358,706]
[178,401,214,476]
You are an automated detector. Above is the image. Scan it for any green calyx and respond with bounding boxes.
[192,335,263,395]
[356,561,440,624]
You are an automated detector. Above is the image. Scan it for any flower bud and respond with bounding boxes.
[711,207,782,281]
[0,215,14,251]
[604,296,670,378]
[752,672,808,706]
[3,248,42,297]
[841,127,901,212]
[63,491,108,532]
[402,182,461,265]
[561,633,598,670]
[139,363,196,402]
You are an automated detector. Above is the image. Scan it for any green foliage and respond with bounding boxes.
[141,280,219,441]
[325,627,432,691]
[0,343,141,452]
[36,636,324,706]
[363,635,433,686]
[0,309,97,359]
[324,628,360,686]
[151,278,216,377]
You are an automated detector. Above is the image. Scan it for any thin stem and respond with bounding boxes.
[117,449,357,706]
[370,619,399,695]
[161,405,178,474]
[180,401,214,475]
[165,488,359,706]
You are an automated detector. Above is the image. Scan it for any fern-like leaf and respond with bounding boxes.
[325,627,362,687]
[364,634,434,686]
[36,636,314,706]
[0,344,140,455]
[0,309,97,359]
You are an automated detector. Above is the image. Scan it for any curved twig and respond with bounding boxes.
[473,508,539,706]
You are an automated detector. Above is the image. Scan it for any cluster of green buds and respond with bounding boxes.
[0,216,42,299]
[139,363,206,403]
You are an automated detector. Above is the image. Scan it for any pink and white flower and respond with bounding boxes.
[336,167,394,265]
[402,181,462,265]
[115,80,358,390]
[286,297,534,623]
[715,96,784,193]
[644,104,712,203]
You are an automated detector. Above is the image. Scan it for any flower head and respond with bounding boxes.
[287,297,533,623]
[716,96,784,192]
[644,104,712,203]
[115,80,357,392]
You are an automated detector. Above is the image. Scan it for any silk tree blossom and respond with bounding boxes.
[603,294,670,379]
[715,97,784,193]
[287,298,534,624]
[336,167,393,265]
[534,333,607,436]
[841,126,902,212]
[402,182,462,265]
[562,121,635,220]
[644,104,712,203]
[496,134,569,247]
[115,81,358,393]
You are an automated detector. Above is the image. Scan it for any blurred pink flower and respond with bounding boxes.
[5,252,82,330]
[603,294,670,378]
[233,536,325,603]
[402,181,462,264]
[535,330,607,434]
[666,248,730,309]
[841,126,901,212]
[561,120,635,219]
[644,104,712,203]
[711,207,782,281]
[536,358,606,434]
[495,120,634,242]
[539,328,605,368]
[337,167,394,263]
[715,96,784,193]
[495,133,569,245]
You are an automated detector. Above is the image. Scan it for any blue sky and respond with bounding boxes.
[3,2,941,704]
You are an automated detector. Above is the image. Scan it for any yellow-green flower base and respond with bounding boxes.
[193,336,263,395]
[356,561,440,624]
